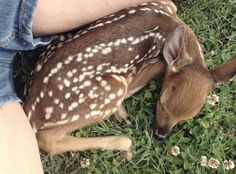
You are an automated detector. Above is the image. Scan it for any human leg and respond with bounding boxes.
[0,102,43,174]
[32,0,175,36]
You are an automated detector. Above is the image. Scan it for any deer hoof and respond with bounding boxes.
[114,105,129,123]
[114,114,124,122]
[121,149,133,161]
[123,118,131,125]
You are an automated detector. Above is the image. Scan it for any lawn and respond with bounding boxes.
[14,0,236,173]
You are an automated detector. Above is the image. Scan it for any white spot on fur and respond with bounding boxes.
[104,110,111,116]
[154,9,160,13]
[44,119,69,128]
[36,64,42,72]
[36,97,40,103]
[27,111,32,121]
[85,114,91,119]
[140,7,151,11]
[73,78,79,83]
[76,55,82,62]
[44,107,54,120]
[128,47,133,51]
[43,77,49,84]
[32,105,35,111]
[84,80,92,87]
[167,6,173,14]
[91,110,101,117]
[112,108,117,113]
[86,47,92,52]
[72,69,77,74]
[117,89,124,96]
[68,106,73,111]
[104,98,111,104]
[105,85,111,91]
[121,39,127,44]
[128,36,134,41]
[65,92,71,99]
[117,99,123,106]
[99,104,105,109]
[57,62,62,69]
[96,65,103,71]
[105,20,112,24]
[128,9,136,14]
[101,80,107,87]
[71,115,80,121]
[40,91,44,98]
[79,98,85,104]
[64,79,71,87]
[87,65,93,70]
[71,102,79,108]
[59,103,64,109]
[90,104,97,110]
[151,2,158,6]
[92,48,98,53]
[59,35,65,41]
[102,47,112,55]
[114,40,121,46]
[58,84,64,91]
[109,93,116,100]
[54,98,60,104]
[132,38,140,45]
[67,71,73,77]
[61,113,67,120]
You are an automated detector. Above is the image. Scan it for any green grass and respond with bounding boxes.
[14,0,236,173]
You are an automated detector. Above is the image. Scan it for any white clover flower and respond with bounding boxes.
[223,160,235,171]
[200,156,208,167]
[207,94,219,106]
[210,50,215,56]
[208,158,220,169]
[80,158,90,168]
[170,146,180,156]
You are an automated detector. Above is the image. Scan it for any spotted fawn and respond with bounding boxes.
[23,1,236,159]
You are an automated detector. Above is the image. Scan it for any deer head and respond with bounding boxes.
[153,26,236,139]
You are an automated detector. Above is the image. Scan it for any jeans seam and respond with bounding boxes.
[19,0,27,43]
[0,60,14,68]
[0,32,16,47]
[19,0,38,43]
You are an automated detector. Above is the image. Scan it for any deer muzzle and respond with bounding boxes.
[153,121,173,140]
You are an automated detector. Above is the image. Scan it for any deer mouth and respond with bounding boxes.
[152,120,173,140]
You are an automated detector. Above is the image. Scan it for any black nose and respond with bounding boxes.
[154,129,168,140]
[152,121,171,140]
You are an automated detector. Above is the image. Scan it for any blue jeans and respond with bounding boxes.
[0,0,52,105]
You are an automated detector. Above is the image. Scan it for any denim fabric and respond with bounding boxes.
[0,0,52,105]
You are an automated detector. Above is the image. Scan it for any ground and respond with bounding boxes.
[14,0,236,173]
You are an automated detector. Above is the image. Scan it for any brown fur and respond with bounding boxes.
[23,1,236,158]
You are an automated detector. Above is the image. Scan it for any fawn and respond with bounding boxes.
[23,1,236,159]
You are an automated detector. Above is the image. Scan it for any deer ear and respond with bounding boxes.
[211,56,236,84]
[163,25,188,72]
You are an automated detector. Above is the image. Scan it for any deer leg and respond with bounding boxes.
[113,60,165,123]
[37,127,132,160]
[127,60,165,97]
[113,104,131,124]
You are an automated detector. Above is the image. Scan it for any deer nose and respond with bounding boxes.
[154,129,168,140]
[153,123,171,140]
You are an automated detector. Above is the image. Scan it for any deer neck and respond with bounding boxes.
[153,16,206,67]
[127,11,206,85]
